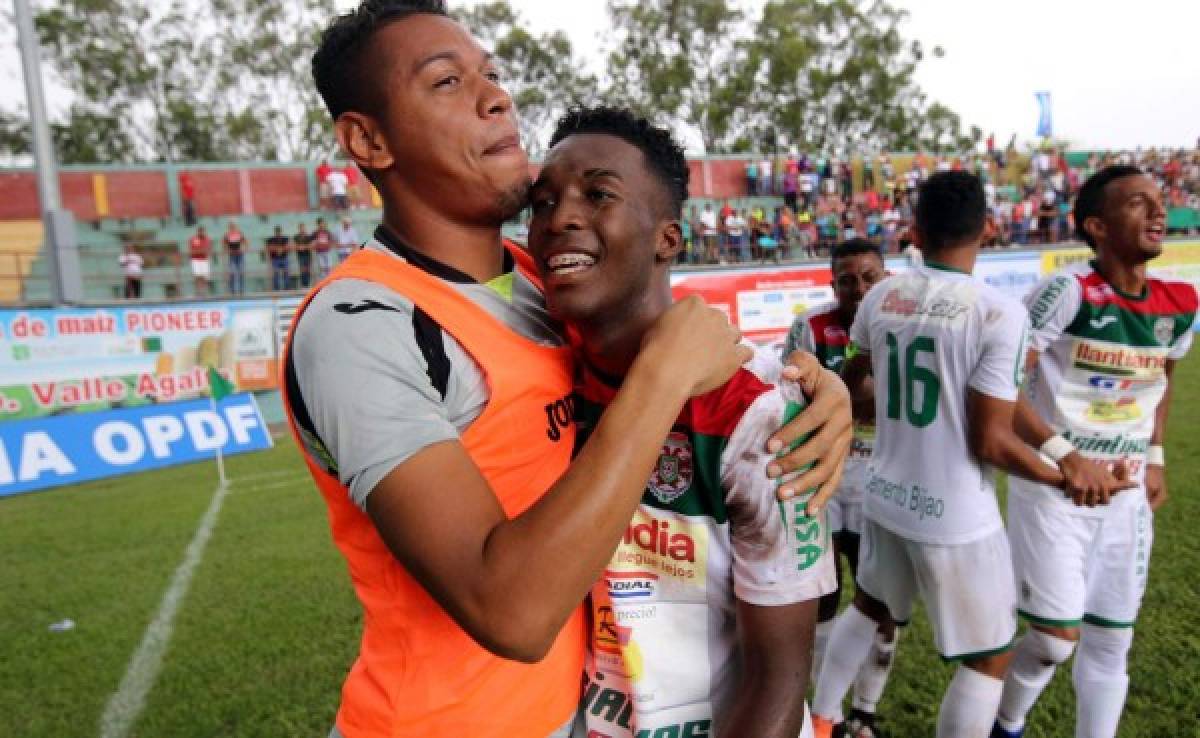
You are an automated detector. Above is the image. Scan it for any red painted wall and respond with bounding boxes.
[250,168,309,214]
[0,172,38,220]
[107,171,170,218]
[0,158,773,224]
[60,173,97,221]
[185,169,241,217]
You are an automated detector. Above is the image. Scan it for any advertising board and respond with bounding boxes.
[0,393,272,497]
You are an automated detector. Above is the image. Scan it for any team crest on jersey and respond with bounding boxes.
[649,432,694,504]
[1154,317,1175,346]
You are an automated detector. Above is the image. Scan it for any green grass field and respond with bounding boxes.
[2,358,1197,737]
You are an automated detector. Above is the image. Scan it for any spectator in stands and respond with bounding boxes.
[294,222,314,288]
[745,160,758,196]
[1038,189,1058,243]
[782,167,799,211]
[119,244,143,299]
[343,163,363,208]
[336,217,360,262]
[327,167,350,211]
[801,168,818,210]
[316,159,333,209]
[179,172,197,227]
[726,208,747,263]
[838,160,853,200]
[700,202,718,263]
[223,220,247,296]
[266,225,291,291]
[312,217,334,279]
[760,156,773,195]
[188,226,212,297]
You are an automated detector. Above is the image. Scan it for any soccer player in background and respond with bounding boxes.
[783,239,896,738]
[811,172,1126,738]
[993,166,1195,738]
[527,105,836,738]
[283,2,853,736]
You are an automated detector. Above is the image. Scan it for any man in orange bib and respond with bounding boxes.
[283,2,853,736]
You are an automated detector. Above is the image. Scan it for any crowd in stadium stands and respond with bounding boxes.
[134,145,1197,298]
[676,144,1200,265]
[121,216,361,299]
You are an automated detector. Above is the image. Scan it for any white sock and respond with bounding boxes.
[812,619,834,683]
[1073,624,1132,738]
[936,666,1004,738]
[997,629,1076,731]
[851,627,901,713]
[812,605,879,723]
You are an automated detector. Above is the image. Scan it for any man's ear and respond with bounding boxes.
[655,220,684,263]
[1081,215,1106,247]
[335,113,393,177]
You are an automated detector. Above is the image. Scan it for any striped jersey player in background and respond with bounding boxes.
[993,167,1196,738]
[526,106,841,738]
[783,239,897,738]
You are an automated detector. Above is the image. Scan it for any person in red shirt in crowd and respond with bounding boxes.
[719,199,735,260]
[188,225,213,296]
[223,220,247,295]
[312,216,334,280]
[343,164,362,208]
[316,159,334,209]
[180,172,197,226]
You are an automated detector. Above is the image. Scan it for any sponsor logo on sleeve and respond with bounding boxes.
[1029,276,1070,329]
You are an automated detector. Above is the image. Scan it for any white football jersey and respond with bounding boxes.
[851,263,1029,544]
[1011,262,1196,515]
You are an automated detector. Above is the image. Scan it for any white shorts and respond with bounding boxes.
[857,518,1017,660]
[828,459,867,534]
[190,258,211,279]
[1007,488,1152,629]
[827,494,863,536]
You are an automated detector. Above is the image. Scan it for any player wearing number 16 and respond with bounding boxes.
[812,172,1076,738]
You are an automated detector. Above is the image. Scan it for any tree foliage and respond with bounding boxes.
[0,0,974,163]
[22,0,331,164]
[604,0,976,155]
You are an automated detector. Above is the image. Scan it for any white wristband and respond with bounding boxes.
[1039,435,1075,463]
[1147,445,1165,467]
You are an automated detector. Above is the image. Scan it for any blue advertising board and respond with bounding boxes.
[0,393,272,498]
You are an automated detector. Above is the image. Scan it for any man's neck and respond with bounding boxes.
[923,244,979,275]
[381,201,505,283]
[1094,248,1148,296]
[575,287,674,381]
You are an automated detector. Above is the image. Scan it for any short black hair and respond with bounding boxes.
[915,171,986,251]
[312,0,449,120]
[831,238,883,270]
[548,106,690,217]
[1074,165,1144,250]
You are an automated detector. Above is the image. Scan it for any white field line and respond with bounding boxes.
[236,468,305,484]
[238,477,309,494]
[98,479,231,738]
